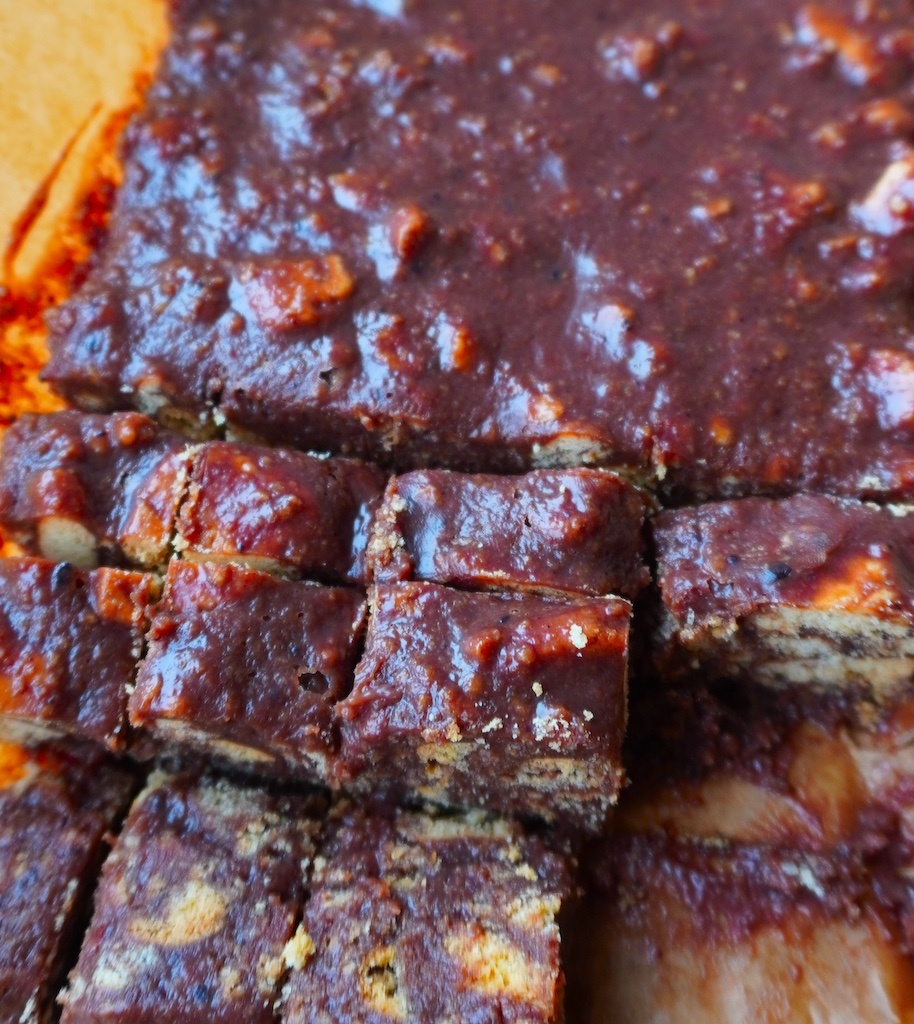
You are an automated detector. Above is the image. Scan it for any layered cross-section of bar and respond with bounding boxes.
[654,495,914,697]
[0,558,157,750]
[282,803,570,1024]
[0,551,630,826]
[337,582,630,829]
[54,768,573,1024]
[130,561,366,778]
[0,743,134,1024]
[59,771,323,1024]
[367,468,649,598]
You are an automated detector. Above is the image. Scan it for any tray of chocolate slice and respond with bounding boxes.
[3,0,914,1021]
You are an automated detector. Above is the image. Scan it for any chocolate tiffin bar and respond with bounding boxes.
[654,495,914,699]
[337,582,630,830]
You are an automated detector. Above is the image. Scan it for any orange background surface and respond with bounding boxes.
[0,0,166,283]
[0,0,166,425]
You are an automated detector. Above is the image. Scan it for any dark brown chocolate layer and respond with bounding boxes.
[655,495,914,624]
[368,468,649,598]
[176,440,385,585]
[0,411,187,569]
[0,744,134,1024]
[130,560,366,777]
[60,771,323,1024]
[44,0,914,499]
[337,582,630,829]
[0,558,156,750]
[283,803,570,1024]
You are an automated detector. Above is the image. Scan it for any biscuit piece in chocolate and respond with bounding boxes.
[0,743,134,1024]
[654,496,914,697]
[566,835,907,1024]
[337,582,630,829]
[60,772,322,1024]
[130,561,365,777]
[0,558,156,750]
[0,412,188,569]
[283,804,570,1024]
[175,441,385,585]
[368,468,649,598]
